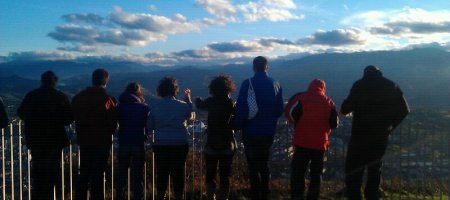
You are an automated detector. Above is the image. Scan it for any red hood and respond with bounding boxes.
[308,79,326,95]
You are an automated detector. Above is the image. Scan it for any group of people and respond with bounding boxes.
[0,56,410,200]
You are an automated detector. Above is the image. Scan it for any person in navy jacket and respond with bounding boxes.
[235,56,284,200]
[117,82,150,200]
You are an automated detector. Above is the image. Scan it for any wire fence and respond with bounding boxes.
[0,113,449,199]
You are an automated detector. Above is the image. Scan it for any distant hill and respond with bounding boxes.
[1,48,449,109]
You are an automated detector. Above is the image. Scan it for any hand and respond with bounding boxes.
[184,88,192,102]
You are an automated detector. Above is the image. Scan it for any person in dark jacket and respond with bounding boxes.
[72,69,118,200]
[195,75,237,200]
[117,82,150,200]
[17,71,73,200]
[285,79,338,200]
[235,56,284,200]
[0,97,8,129]
[148,77,194,200]
[341,65,409,200]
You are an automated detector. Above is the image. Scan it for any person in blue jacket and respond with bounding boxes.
[117,82,150,200]
[235,56,284,200]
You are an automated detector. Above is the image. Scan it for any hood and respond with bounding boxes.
[307,79,326,95]
[119,92,143,104]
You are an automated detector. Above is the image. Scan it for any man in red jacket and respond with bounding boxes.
[72,69,118,200]
[285,79,338,200]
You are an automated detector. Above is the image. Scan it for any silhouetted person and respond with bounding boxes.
[73,69,118,200]
[17,71,73,200]
[285,79,338,200]
[117,83,149,200]
[235,56,284,200]
[341,65,409,200]
[0,97,8,129]
[148,77,193,200]
[195,75,237,200]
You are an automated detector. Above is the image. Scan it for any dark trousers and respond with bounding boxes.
[153,145,189,200]
[243,136,273,200]
[290,146,325,200]
[117,143,145,200]
[31,148,62,200]
[75,145,111,200]
[345,139,388,200]
[204,151,234,200]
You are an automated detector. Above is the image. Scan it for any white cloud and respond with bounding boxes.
[195,0,237,23]
[238,1,304,22]
[263,0,297,9]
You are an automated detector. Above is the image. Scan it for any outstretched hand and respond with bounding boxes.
[184,88,192,103]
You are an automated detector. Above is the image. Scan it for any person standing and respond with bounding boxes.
[195,75,237,200]
[116,82,150,200]
[0,96,8,129]
[18,71,73,200]
[285,79,338,200]
[235,56,284,200]
[73,69,118,200]
[148,77,194,200]
[341,65,409,200]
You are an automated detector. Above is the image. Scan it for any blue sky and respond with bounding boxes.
[2,0,450,65]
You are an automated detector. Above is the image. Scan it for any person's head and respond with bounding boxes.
[125,82,145,101]
[41,71,58,88]
[308,79,326,94]
[157,77,179,98]
[92,68,109,87]
[208,75,236,97]
[363,65,382,77]
[253,56,268,72]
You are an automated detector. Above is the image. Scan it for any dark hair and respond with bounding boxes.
[209,75,236,97]
[125,82,145,101]
[157,77,179,98]
[41,71,58,88]
[364,65,382,77]
[92,68,109,86]
[253,56,268,72]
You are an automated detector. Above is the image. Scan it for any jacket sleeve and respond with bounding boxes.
[0,98,8,129]
[61,94,74,126]
[329,107,339,129]
[234,80,249,129]
[275,84,284,118]
[390,86,410,129]
[341,83,357,115]
[106,96,118,134]
[284,93,303,124]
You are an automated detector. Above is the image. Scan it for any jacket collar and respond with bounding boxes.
[253,71,269,78]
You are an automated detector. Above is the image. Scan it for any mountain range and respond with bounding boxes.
[1,47,449,109]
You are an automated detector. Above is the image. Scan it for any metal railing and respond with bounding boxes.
[1,114,449,199]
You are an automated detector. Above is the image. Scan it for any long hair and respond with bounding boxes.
[125,82,145,102]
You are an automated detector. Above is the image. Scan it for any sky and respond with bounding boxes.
[2,0,450,65]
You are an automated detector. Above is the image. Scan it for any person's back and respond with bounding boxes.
[117,92,149,144]
[286,79,337,151]
[341,66,409,141]
[72,86,117,146]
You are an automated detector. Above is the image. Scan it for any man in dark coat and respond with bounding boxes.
[341,65,410,200]
[72,68,118,200]
[18,71,73,200]
[0,97,8,129]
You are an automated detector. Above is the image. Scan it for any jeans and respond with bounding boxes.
[117,143,145,200]
[243,136,274,200]
[75,145,111,200]
[345,138,388,200]
[290,146,325,200]
[204,150,234,200]
[31,148,62,200]
[153,145,189,200]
